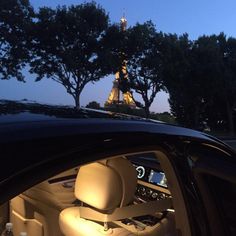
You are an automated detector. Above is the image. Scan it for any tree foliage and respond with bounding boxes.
[86,101,101,109]
[120,21,165,117]
[0,0,33,81]
[163,33,236,134]
[213,34,236,134]
[30,2,116,108]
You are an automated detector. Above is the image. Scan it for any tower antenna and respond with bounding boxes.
[122,8,125,18]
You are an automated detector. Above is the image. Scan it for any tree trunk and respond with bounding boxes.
[226,100,235,135]
[144,106,150,118]
[75,95,80,109]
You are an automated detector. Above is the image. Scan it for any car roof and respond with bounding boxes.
[0,99,232,148]
[0,99,209,137]
[0,100,211,141]
[0,99,163,123]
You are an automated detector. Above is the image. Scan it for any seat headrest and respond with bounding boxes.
[75,157,137,211]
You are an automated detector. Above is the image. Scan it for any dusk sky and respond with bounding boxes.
[1,0,236,112]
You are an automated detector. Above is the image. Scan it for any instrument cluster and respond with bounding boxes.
[133,164,170,201]
[134,164,167,188]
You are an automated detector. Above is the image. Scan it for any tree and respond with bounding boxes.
[162,34,222,130]
[163,33,236,134]
[120,22,164,118]
[86,101,100,109]
[0,0,33,81]
[30,3,115,108]
[161,33,196,128]
[189,33,236,134]
[149,111,176,124]
[100,23,127,75]
[216,34,236,134]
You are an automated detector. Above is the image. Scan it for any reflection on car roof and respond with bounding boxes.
[0,99,163,124]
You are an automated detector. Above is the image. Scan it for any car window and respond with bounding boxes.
[1,151,184,236]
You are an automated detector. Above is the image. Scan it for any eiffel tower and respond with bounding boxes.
[105,16,136,108]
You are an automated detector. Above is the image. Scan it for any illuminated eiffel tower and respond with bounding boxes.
[105,16,136,108]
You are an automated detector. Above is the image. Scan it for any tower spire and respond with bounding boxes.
[120,10,127,31]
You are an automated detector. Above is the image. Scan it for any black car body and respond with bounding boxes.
[0,100,235,236]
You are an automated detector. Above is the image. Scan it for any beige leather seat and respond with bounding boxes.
[59,157,137,236]
[60,157,174,236]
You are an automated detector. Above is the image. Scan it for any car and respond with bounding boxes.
[0,100,235,236]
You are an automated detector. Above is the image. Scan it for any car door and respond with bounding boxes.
[190,144,236,236]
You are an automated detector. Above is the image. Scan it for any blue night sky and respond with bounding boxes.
[1,0,236,112]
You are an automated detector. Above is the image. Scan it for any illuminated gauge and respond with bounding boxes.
[136,166,145,179]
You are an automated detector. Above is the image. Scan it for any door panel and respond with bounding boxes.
[0,202,9,233]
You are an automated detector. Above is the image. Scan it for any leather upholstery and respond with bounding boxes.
[106,157,137,207]
[60,157,137,236]
[75,162,122,211]
[60,207,134,236]
[75,157,137,211]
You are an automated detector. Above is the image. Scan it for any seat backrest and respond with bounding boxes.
[75,157,137,211]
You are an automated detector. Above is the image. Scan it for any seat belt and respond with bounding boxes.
[79,198,172,222]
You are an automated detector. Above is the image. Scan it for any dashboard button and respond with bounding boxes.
[152,192,158,199]
[146,189,152,197]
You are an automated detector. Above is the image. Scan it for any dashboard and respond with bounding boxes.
[134,164,167,188]
[130,158,171,202]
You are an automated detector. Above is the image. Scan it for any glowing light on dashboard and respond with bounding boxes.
[136,166,145,179]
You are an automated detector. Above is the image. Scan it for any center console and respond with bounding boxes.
[136,181,170,202]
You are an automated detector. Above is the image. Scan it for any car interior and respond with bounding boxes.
[0,150,191,236]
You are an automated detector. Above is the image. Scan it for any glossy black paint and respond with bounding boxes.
[0,100,236,236]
